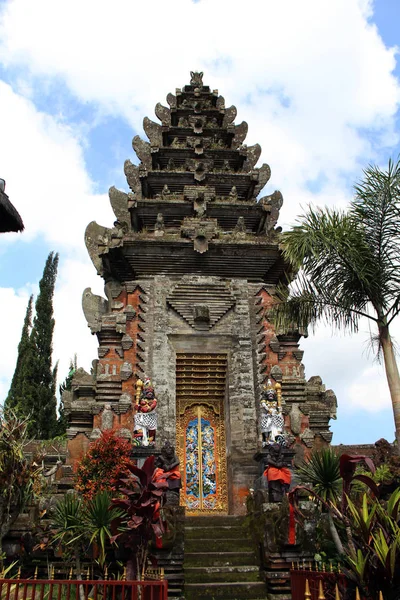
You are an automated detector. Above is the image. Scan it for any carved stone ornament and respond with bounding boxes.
[120,362,133,380]
[289,403,304,436]
[300,427,315,448]
[259,190,283,233]
[269,335,281,354]
[109,186,130,231]
[155,102,171,126]
[132,135,152,170]
[254,163,272,197]
[154,213,165,237]
[222,105,237,127]
[143,117,162,148]
[270,365,283,382]
[231,121,248,149]
[193,304,210,330]
[119,392,132,406]
[82,287,108,333]
[190,71,204,87]
[187,136,211,155]
[189,115,206,134]
[242,143,262,172]
[124,160,142,199]
[166,93,177,108]
[85,222,110,275]
[101,403,114,430]
[181,217,218,254]
[124,305,136,320]
[121,333,134,350]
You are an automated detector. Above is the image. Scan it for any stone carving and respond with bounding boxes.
[109,186,130,231]
[259,190,283,233]
[161,184,171,199]
[120,362,133,380]
[104,279,123,302]
[181,217,218,253]
[231,121,248,148]
[234,216,246,236]
[242,143,262,172]
[270,365,283,382]
[155,440,181,502]
[143,116,162,148]
[154,213,165,236]
[189,115,206,134]
[229,186,238,201]
[124,305,136,320]
[101,403,114,430]
[134,376,158,446]
[263,441,292,502]
[190,71,203,87]
[132,135,152,170]
[155,102,171,126]
[300,427,315,448]
[254,163,272,197]
[288,403,304,435]
[193,304,210,330]
[187,136,211,155]
[124,160,142,199]
[259,380,284,446]
[178,116,188,128]
[166,92,177,108]
[222,105,237,127]
[85,222,110,275]
[82,287,108,333]
[216,95,225,110]
[121,333,134,350]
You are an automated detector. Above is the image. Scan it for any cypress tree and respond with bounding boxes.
[4,295,34,412]
[56,355,77,436]
[29,252,59,438]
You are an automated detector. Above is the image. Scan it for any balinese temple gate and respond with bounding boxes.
[65,71,337,517]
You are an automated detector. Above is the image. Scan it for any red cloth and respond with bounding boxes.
[263,466,292,485]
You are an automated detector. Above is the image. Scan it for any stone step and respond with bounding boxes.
[185,537,254,553]
[185,515,246,527]
[185,525,249,540]
[185,551,257,568]
[185,565,260,583]
[184,581,267,600]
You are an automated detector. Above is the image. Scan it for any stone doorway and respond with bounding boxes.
[175,353,228,513]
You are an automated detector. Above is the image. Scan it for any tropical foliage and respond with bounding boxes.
[0,410,42,567]
[111,455,169,580]
[75,431,134,500]
[274,159,400,445]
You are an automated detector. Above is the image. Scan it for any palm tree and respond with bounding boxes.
[274,158,400,447]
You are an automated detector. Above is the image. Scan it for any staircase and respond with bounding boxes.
[184,516,267,600]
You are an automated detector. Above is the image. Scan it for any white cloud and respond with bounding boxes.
[0,0,400,436]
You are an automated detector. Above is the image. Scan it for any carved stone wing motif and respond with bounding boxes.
[231,121,248,148]
[132,135,152,170]
[143,117,162,148]
[254,163,272,196]
[222,105,237,127]
[82,287,109,333]
[155,102,171,126]
[109,186,131,230]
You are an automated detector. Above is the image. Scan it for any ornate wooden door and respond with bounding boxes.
[176,354,228,513]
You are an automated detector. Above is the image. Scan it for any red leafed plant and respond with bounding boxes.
[111,455,169,580]
[75,430,134,500]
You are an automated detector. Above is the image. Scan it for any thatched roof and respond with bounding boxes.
[0,180,24,233]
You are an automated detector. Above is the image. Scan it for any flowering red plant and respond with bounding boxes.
[75,431,134,500]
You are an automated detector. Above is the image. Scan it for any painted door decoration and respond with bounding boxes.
[176,354,228,513]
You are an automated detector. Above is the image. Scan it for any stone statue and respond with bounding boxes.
[101,403,114,430]
[229,186,238,201]
[155,440,182,503]
[260,380,284,446]
[161,185,171,199]
[154,213,165,237]
[234,216,246,235]
[263,440,292,502]
[134,376,158,446]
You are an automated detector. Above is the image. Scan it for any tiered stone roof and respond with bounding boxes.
[85,71,289,283]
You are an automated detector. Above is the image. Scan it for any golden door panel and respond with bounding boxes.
[178,403,227,513]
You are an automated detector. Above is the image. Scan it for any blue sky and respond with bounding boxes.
[0,0,400,445]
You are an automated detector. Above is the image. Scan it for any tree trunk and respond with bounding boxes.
[328,512,344,555]
[380,325,400,451]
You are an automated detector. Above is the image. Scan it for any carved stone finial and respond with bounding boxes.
[190,71,204,87]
